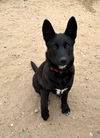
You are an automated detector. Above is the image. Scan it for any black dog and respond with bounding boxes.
[31,16,77,120]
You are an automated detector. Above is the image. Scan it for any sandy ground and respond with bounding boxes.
[0,0,100,138]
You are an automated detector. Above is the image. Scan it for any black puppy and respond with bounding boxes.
[31,16,77,120]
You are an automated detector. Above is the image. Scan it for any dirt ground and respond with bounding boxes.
[0,0,100,138]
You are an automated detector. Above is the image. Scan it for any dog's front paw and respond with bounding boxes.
[61,104,71,115]
[41,109,49,121]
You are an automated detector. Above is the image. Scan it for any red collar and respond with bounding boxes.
[50,67,63,74]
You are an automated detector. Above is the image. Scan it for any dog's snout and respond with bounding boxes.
[60,57,67,65]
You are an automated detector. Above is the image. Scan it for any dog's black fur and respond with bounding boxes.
[31,16,77,120]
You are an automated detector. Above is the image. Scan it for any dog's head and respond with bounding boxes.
[42,16,77,70]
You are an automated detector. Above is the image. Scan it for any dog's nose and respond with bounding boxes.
[60,57,67,65]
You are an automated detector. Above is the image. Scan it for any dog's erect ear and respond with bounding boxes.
[65,16,77,40]
[42,19,55,42]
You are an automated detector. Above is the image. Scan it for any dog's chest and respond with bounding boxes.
[48,71,72,94]
[54,77,69,95]
[56,88,68,95]
[54,75,69,88]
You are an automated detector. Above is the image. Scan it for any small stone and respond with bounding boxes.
[82,114,85,117]
[10,123,14,127]
[18,63,21,65]
[81,52,85,57]
[34,109,39,113]
[85,77,89,80]
[90,132,93,137]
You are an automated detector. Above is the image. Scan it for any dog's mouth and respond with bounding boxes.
[58,65,67,70]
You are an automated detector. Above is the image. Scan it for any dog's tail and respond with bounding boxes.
[31,61,38,72]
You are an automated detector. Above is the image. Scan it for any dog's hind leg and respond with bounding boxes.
[40,89,49,121]
[32,75,41,95]
[33,75,50,120]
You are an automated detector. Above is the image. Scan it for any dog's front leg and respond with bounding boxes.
[41,90,49,121]
[61,91,70,115]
